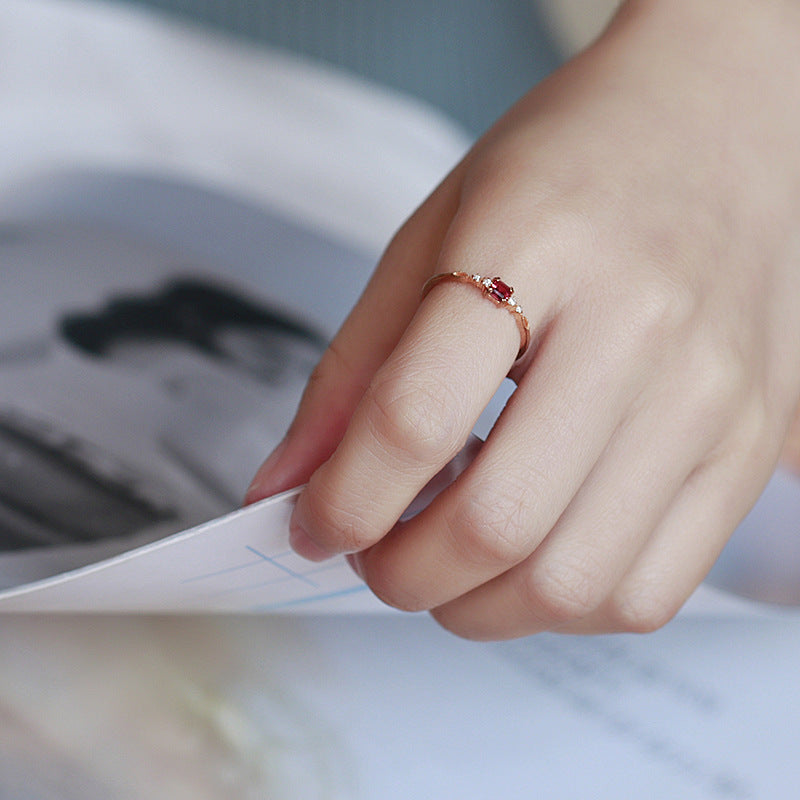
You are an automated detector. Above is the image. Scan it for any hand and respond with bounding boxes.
[246,0,800,639]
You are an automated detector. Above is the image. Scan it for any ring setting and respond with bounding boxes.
[421,271,531,361]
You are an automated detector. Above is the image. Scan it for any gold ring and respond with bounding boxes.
[421,272,531,361]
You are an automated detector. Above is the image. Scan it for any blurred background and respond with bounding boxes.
[104,0,618,134]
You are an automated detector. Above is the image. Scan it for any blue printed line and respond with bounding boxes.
[204,559,346,599]
[245,545,318,587]
[253,584,369,611]
[202,573,295,599]
[180,557,266,584]
[305,561,348,576]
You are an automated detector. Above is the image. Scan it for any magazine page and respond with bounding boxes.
[0,173,373,602]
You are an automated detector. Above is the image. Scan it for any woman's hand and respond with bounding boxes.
[246,0,800,639]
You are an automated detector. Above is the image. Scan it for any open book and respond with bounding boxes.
[0,170,798,616]
[0,170,383,612]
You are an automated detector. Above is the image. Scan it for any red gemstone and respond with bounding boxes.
[488,278,513,302]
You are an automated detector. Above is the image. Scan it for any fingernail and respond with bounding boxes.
[244,438,288,504]
[289,517,332,562]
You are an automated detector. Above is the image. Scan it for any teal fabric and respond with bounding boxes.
[108,0,560,134]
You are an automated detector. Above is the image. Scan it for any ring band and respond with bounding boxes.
[421,272,531,360]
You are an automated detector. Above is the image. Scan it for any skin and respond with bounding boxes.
[246,0,800,640]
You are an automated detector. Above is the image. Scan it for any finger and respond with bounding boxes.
[780,397,800,473]
[425,382,718,640]
[245,167,465,502]
[576,425,779,634]
[290,276,523,559]
[286,147,585,554]
[350,295,657,611]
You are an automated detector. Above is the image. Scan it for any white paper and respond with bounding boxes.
[0,489,381,613]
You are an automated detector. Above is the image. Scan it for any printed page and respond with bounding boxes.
[0,489,381,613]
[0,175,368,592]
[271,614,800,799]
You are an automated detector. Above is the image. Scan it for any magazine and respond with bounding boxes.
[0,170,391,611]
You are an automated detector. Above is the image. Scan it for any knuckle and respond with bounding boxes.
[736,397,773,462]
[367,372,464,466]
[588,271,698,372]
[718,395,774,470]
[607,579,681,634]
[519,554,607,626]
[537,205,599,263]
[446,486,532,568]
[624,273,696,344]
[429,607,490,642]
[362,557,427,613]
[302,481,375,552]
[683,341,748,437]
